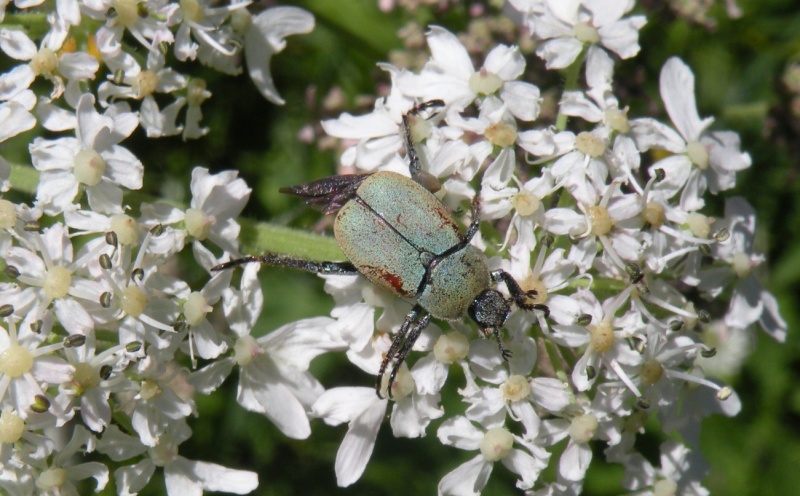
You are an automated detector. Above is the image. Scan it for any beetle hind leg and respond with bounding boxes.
[211,253,358,275]
[377,304,430,399]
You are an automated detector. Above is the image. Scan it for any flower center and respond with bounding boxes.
[468,67,503,95]
[568,413,598,443]
[71,362,101,393]
[731,252,752,278]
[139,379,161,400]
[511,190,541,217]
[180,0,203,23]
[433,331,469,364]
[588,319,613,353]
[685,212,711,239]
[121,285,148,318]
[485,122,517,148]
[0,199,17,229]
[29,48,58,76]
[575,131,605,158]
[0,410,26,443]
[640,359,663,386]
[0,345,34,378]
[230,8,252,34]
[501,375,531,402]
[686,141,709,169]
[184,291,211,326]
[44,266,72,299]
[480,427,514,461]
[573,22,600,44]
[184,207,212,240]
[36,468,67,491]
[643,201,665,229]
[653,478,678,496]
[520,275,548,305]
[187,79,210,106]
[112,0,141,28]
[109,213,139,246]
[588,205,613,236]
[73,149,106,186]
[234,335,259,366]
[605,108,630,134]
[134,70,159,98]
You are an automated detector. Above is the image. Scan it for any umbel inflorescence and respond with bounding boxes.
[0,0,786,495]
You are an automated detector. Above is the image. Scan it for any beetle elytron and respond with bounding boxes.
[212,100,549,398]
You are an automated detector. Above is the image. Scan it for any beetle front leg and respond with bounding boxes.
[402,100,445,192]
[377,304,430,399]
[211,254,358,275]
[491,270,551,318]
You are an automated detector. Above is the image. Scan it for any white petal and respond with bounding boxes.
[312,387,381,425]
[0,29,37,59]
[167,458,259,494]
[437,455,490,496]
[483,44,524,81]
[437,416,482,450]
[0,100,36,141]
[501,81,541,121]
[335,397,386,487]
[245,7,314,104]
[426,26,474,80]
[0,64,35,100]
[115,459,156,495]
[559,440,592,481]
[660,57,713,142]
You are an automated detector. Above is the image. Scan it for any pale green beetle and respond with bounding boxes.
[213,101,549,398]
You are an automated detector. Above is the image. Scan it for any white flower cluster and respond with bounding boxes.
[0,0,314,494]
[0,0,787,495]
[309,3,786,495]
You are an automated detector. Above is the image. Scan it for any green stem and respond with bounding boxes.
[1,13,52,39]
[554,48,586,132]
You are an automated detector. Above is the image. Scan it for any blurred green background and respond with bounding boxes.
[6,0,799,494]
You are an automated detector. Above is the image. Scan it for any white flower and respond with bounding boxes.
[700,197,787,341]
[621,440,710,495]
[437,416,548,493]
[30,93,142,215]
[25,425,109,494]
[59,330,138,432]
[514,0,647,70]
[397,26,541,120]
[99,50,188,138]
[97,422,258,495]
[630,58,751,211]
[243,6,315,104]
[0,18,98,102]
[92,0,177,57]
[312,386,389,487]
[190,263,343,439]
[173,0,251,62]
[0,314,74,420]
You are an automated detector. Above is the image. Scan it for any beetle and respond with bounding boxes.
[212,100,549,398]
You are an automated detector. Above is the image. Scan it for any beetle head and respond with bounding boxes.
[468,289,511,330]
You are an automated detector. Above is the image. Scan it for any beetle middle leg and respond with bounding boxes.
[377,304,430,399]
